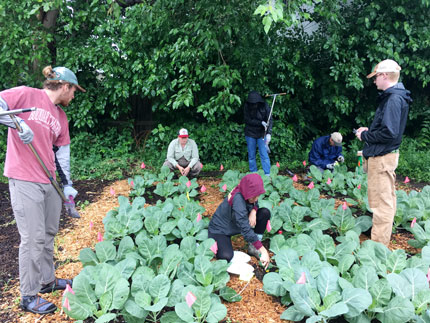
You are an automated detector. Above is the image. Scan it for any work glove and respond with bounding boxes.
[265,134,271,154]
[326,163,335,170]
[261,121,268,131]
[64,185,78,199]
[337,156,345,163]
[16,118,34,144]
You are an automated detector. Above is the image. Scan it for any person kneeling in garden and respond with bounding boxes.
[208,173,271,269]
[308,132,344,172]
[163,128,203,178]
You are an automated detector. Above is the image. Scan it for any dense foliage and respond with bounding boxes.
[1,0,430,180]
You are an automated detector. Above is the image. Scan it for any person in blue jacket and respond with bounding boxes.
[308,132,344,172]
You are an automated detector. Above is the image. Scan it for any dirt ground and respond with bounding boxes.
[0,171,425,322]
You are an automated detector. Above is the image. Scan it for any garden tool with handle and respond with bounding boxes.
[9,113,80,218]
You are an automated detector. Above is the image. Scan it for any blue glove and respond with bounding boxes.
[326,163,335,170]
[17,118,34,144]
[261,121,268,131]
[337,156,345,163]
[64,185,78,199]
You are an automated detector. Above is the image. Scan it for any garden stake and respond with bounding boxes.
[9,113,80,218]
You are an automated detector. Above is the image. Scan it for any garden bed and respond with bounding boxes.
[0,171,426,322]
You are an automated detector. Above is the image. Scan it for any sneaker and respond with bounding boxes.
[247,244,261,258]
[20,295,57,314]
[40,278,73,294]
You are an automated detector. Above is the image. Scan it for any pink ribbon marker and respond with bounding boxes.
[130,180,134,188]
[296,272,306,284]
[266,220,272,232]
[141,162,146,169]
[303,160,307,166]
[411,217,417,228]
[97,232,103,242]
[185,291,197,308]
[222,184,227,191]
[326,178,332,185]
[292,174,298,182]
[64,284,75,295]
[210,241,218,254]
[63,297,71,311]
[196,213,202,222]
[186,180,191,188]
[276,162,280,168]
[357,184,361,189]
[342,202,347,210]
[308,181,314,189]
[220,164,224,171]
[110,187,115,196]
[404,176,410,184]
[200,185,207,193]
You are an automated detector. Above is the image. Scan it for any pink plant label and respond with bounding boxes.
[63,297,71,311]
[210,241,218,254]
[196,213,202,222]
[220,164,224,171]
[141,162,146,169]
[186,181,191,188]
[308,182,314,189]
[303,160,307,166]
[404,176,410,184]
[266,220,272,232]
[222,184,227,191]
[110,187,115,196]
[97,232,103,242]
[357,184,361,189]
[276,162,280,168]
[411,217,417,228]
[200,185,207,193]
[297,272,306,284]
[185,291,197,308]
[292,174,298,182]
[130,180,134,188]
[326,178,332,185]
[342,202,347,210]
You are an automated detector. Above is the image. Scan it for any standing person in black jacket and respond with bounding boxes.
[244,91,272,175]
[355,59,411,246]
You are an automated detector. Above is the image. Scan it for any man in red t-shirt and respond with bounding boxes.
[0,66,85,314]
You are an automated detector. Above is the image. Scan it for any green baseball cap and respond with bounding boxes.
[48,66,86,92]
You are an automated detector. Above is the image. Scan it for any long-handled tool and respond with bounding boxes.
[0,108,37,116]
[264,92,286,137]
[9,113,80,218]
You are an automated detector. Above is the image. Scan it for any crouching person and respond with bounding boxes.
[208,174,271,269]
[163,128,202,178]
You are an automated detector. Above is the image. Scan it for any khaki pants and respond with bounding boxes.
[163,156,202,177]
[367,153,399,246]
[9,179,62,296]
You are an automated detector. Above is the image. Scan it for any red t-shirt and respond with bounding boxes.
[1,86,70,183]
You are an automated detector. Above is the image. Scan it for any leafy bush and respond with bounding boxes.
[397,137,430,182]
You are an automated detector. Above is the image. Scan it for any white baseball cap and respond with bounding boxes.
[367,59,401,79]
[331,132,343,146]
[178,128,189,138]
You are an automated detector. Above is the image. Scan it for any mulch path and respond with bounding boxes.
[0,172,425,322]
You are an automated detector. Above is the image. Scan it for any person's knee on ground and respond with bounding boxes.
[254,207,271,234]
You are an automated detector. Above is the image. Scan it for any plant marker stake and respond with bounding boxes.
[220,164,224,171]
[186,180,191,188]
[210,241,218,254]
[63,297,71,311]
[276,162,280,168]
[141,162,146,169]
[308,181,314,189]
[303,160,307,167]
[266,220,272,232]
[97,232,103,242]
[196,213,202,222]
[110,187,115,196]
[185,291,197,308]
[89,221,93,230]
[64,284,75,295]
[404,176,410,184]
[342,202,347,210]
[292,174,298,182]
[358,184,361,189]
[297,272,306,284]
[222,184,227,191]
[326,178,332,185]
[411,217,417,228]
[200,185,206,193]
[130,180,134,188]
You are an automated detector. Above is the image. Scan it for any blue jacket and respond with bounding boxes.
[308,135,343,169]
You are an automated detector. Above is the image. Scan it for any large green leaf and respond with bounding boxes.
[316,266,340,298]
[376,296,415,323]
[289,284,317,317]
[111,277,130,310]
[175,302,194,322]
[263,272,287,297]
[206,302,227,323]
[194,255,213,286]
[95,264,121,298]
[149,274,171,299]
[95,241,116,263]
[342,288,372,318]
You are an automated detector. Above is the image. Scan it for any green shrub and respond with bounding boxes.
[397,137,430,182]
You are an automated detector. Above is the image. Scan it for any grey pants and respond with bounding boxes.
[9,179,62,296]
[163,156,202,177]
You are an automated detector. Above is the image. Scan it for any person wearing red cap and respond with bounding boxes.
[163,128,203,177]
[0,65,85,314]
[208,173,271,269]
[355,59,412,246]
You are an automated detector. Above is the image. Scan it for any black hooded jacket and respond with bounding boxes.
[362,83,412,158]
[244,91,273,138]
